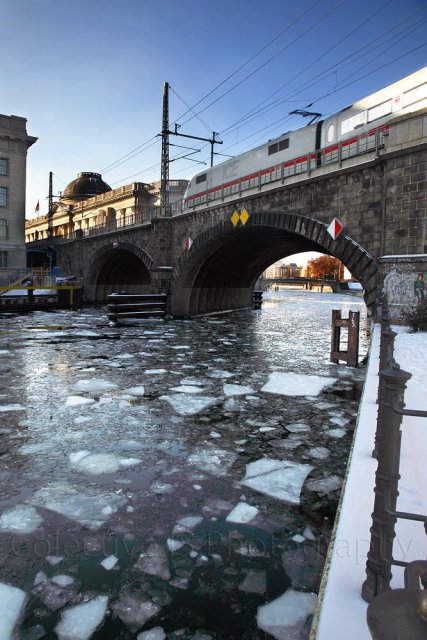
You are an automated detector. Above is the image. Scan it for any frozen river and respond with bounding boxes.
[0,290,370,640]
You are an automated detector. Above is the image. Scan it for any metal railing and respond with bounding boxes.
[362,298,427,637]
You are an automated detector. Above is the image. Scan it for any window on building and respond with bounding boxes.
[0,187,7,206]
[196,173,207,184]
[0,251,7,268]
[268,138,289,155]
[0,219,7,239]
[0,159,7,176]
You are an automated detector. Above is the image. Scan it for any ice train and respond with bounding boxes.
[183,67,427,210]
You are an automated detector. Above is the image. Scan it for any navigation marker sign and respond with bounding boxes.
[326,217,344,240]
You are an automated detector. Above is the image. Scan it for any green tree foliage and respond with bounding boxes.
[306,256,343,280]
[402,299,427,331]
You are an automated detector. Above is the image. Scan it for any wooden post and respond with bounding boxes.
[330,309,360,367]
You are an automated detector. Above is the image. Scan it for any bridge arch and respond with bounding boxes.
[172,212,378,317]
[85,241,153,302]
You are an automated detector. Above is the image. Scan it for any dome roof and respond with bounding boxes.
[62,172,112,202]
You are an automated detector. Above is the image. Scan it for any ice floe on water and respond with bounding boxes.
[0,582,27,640]
[0,404,26,412]
[286,422,311,433]
[160,394,219,416]
[122,385,145,397]
[169,385,204,394]
[257,589,317,640]
[226,502,259,524]
[137,627,166,640]
[55,595,108,640]
[261,372,336,396]
[30,482,127,530]
[135,542,171,580]
[69,451,141,474]
[223,383,254,397]
[307,447,330,460]
[326,427,347,439]
[73,379,118,393]
[187,447,237,476]
[240,458,314,504]
[65,396,96,408]
[0,505,43,534]
[306,475,343,495]
[112,594,160,631]
[100,555,119,570]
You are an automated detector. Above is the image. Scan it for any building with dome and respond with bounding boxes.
[25,173,189,243]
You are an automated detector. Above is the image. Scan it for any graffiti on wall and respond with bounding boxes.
[383,271,425,313]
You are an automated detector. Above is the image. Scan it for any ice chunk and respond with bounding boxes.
[34,571,48,586]
[55,595,108,639]
[261,372,336,397]
[286,422,310,433]
[145,369,167,374]
[150,481,174,494]
[208,369,234,379]
[69,451,141,474]
[119,439,143,451]
[187,447,237,476]
[329,415,350,427]
[259,426,276,432]
[65,396,96,407]
[0,504,43,534]
[209,431,221,438]
[240,458,313,505]
[175,515,203,532]
[257,590,317,640]
[137,628,166,640]
[100,555,118,570]
[112,593,160,631]
[292,534,305,544]
[30,482,127,530]
[0,582,27,640]
[123,385,145,396]
[32,578,75,610]
[223,384,254,397]
[46,555,64,566]
[306,475,343,495]
[135,543,171,580]
[170,385,204,394]
[167,538,185,552]
[226,502,258,524]
[51,575,74,587]
[327,427,347,438]
[239,569,266,594]
[0,404,26,412]
[73,379,117,393]
[307,447,330,460]
[160,394,218,416]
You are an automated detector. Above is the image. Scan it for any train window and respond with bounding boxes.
[341,111,367,136]
[268,139,289,155]
[403,82,427,108]
[368,100,392,122]
[196,173,207,184]
[327,125,335,143]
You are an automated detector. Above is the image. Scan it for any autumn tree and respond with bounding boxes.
[306,256,343,280]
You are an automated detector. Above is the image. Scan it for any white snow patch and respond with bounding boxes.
[257,590,317,640]
[0,505,43,534]
[55,595,108,640]
[160,394,219,416]
[261,371,336,396]
[223,383,254,397]
[226,502,259,524]
[240,458,314,505]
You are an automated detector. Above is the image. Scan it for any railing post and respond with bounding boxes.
[362,365,412,603]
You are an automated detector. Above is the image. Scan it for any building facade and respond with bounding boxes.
[0,115,37,281]
[25,175,188,242]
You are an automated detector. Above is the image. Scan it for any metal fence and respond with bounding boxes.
[362,298,427,637]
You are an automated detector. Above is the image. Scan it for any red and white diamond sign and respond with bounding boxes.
[326,217,344,240]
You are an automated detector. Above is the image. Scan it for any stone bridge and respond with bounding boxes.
[56,110,427,320]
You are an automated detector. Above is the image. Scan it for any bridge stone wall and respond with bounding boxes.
[54,109,427,319]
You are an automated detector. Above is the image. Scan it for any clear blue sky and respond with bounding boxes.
[1,0,426,218]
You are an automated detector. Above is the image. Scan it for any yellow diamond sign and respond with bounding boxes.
[231,211,240,226]
[240,208,249,225]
